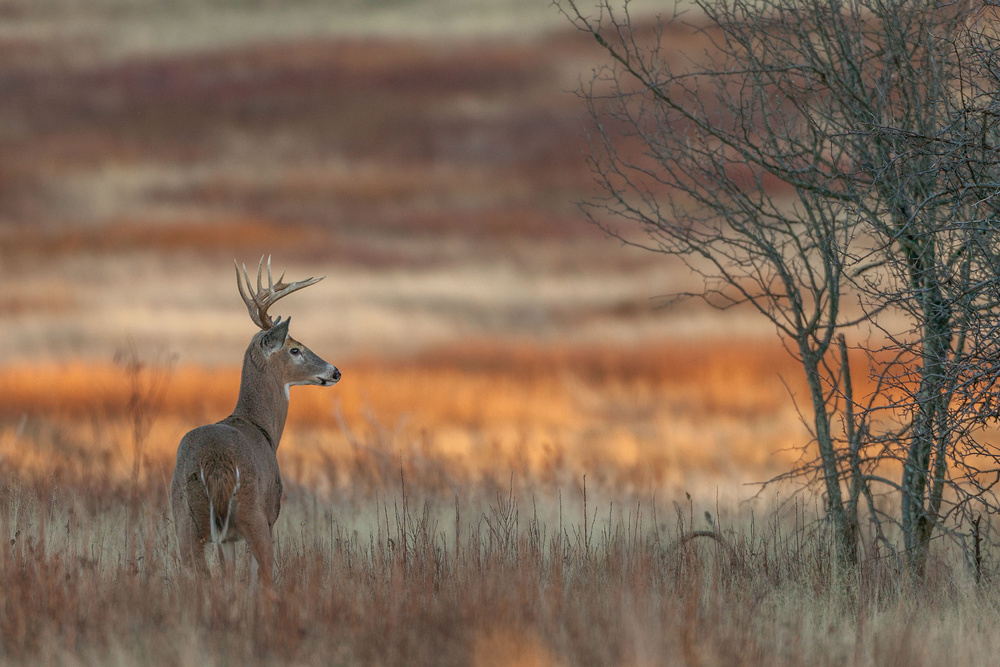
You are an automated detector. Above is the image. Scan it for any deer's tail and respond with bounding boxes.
[199,456,241,544]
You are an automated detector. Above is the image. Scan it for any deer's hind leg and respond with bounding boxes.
[171,481,210,575]
[239,509,276,592]
[174,510,210,575]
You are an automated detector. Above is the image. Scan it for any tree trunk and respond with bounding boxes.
[801,343,857,565]
[900,232,953,576]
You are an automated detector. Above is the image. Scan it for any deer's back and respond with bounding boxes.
[171,422,281,525]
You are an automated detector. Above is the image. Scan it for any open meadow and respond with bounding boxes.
[6,349,1000,666]
[2,1,1000,665]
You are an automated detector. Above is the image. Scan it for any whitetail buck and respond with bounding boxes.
[170,256,340,591]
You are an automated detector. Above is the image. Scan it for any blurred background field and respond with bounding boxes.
[0,0,797,498]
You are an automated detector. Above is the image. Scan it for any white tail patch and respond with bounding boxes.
[200,466,241,544]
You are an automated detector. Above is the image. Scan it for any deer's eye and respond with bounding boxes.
[290,347,300,356]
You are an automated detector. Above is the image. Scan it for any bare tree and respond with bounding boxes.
[856,6,1000,573]
[560,0,1000,573]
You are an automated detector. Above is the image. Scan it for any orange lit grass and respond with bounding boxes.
[0,340,815,495]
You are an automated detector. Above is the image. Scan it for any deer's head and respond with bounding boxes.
[236,256,341,396]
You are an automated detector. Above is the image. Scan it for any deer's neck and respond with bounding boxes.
[231,345,288,451]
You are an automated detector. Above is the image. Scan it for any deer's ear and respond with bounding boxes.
[260,317,290,356]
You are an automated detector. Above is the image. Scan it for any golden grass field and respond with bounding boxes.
[3,1,1000,665]
[6,340,1000,666]
[1,339,810,497]
[6,343,1000,666]
[0,345,1000,665]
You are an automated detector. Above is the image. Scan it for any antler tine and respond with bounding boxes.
[256,256,266,296]
[235,259,266,330]
[234,255,325,331]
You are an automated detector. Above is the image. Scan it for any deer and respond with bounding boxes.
[170,256,340,592]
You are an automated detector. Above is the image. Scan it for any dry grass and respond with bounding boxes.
[2,458,999,665]
[2,342,998,665]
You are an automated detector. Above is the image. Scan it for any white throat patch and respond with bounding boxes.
[284,379,315,399]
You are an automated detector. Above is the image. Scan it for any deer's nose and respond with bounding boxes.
[331,367,342,382]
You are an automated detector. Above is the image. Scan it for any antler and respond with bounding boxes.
[235,255,324,330]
